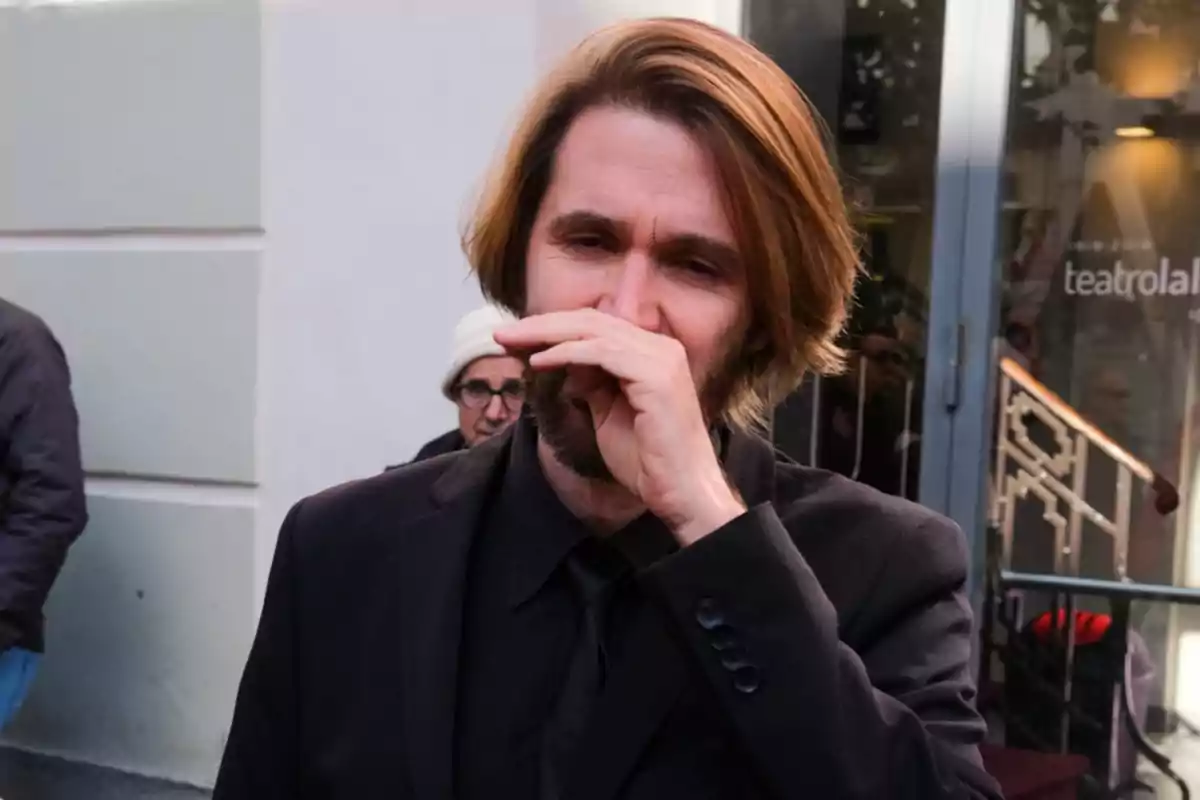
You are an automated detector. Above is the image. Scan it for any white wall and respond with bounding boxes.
[0,0,260,786]
[256,0,539,593]
[536,0,743,67]
[0,0,743,788]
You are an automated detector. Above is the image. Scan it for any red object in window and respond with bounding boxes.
[980,744,1090,799]
[1030,610,1112,646]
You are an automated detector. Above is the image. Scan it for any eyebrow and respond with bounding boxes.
[546,210,624,240]
[461,377,524,388]
[546,210,742,275]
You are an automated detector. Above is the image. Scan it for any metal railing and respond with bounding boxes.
[781,353,921,499]
[989,561,1200,799]
[984,356,1190,797]
[990,356,1179,582]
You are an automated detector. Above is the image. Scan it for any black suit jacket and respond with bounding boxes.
[385,429,466,473]
[215,427,1002,799]
[0,298,88,653]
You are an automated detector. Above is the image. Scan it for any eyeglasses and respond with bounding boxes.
[454,379,526,412]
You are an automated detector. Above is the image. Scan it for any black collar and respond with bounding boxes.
[494,415,593,609]
[494,417,679,609]
[487,415,780,609]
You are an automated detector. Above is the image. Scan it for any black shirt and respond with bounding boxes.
[453,418,764,800]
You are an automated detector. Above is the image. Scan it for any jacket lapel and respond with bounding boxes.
[393,435,509,800]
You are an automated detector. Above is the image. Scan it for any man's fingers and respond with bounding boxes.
[528,338,620,373]
[494,309,629,348]
[529,338,664,385]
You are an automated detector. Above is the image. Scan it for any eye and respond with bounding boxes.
[562,232,616,253]
[654,236,737,284]
[460,381,491,400]
[667,257,720,282]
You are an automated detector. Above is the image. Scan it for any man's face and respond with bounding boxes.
[454,355,526,446]
[523,105,746,478]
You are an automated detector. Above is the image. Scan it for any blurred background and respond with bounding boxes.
[3,0,1200,797]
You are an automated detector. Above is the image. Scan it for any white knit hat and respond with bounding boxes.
[441,304,519,399]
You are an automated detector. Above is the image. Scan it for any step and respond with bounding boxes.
[0,747,211,800]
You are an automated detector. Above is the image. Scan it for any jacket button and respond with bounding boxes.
[695,597,725,630]
[720,652,753,672]
[733,665,761,694]
[708,623,739,652]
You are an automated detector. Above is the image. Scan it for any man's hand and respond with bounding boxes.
[495,309,744,544]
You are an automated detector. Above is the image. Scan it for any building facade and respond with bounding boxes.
[0,0,1198,791]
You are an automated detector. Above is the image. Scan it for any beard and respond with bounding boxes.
[526,366,614,480]
[525,338,744,482]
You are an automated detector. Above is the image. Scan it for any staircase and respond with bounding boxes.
[981,355,1199,799]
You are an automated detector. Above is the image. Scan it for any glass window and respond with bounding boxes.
[746,0,948,502]
[992,0,1200,786]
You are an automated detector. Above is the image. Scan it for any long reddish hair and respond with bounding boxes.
[464,18,860,429]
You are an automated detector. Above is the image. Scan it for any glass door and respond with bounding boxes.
[985,0,1200,787]
[746,0,953,504]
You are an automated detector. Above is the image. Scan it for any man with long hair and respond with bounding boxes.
[216,18,1000,799]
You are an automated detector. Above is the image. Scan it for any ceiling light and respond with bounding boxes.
[1116,126,1156,139]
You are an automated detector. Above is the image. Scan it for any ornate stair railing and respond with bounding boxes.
[990,356,1179,582]
[983,356,1192,798]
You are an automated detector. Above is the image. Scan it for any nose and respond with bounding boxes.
[597,253,662,332]
[482,394,508,422]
